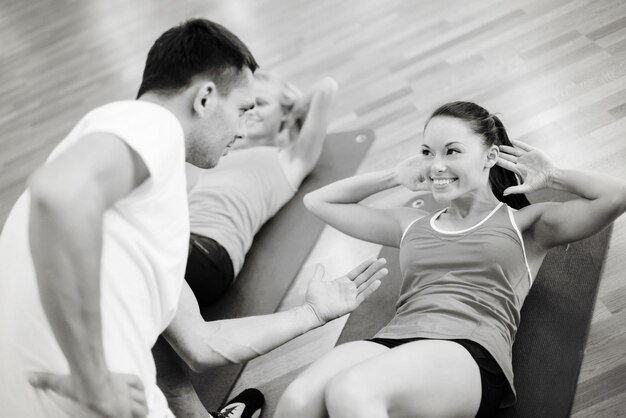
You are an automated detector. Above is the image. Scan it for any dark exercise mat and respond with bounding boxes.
[163,129,376,411]
[335,190,613,418]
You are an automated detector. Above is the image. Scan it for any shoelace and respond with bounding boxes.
[211,404,242,418]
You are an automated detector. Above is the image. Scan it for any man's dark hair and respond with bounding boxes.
[137,18,259,98]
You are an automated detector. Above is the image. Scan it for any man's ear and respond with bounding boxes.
[193,81,218,117]
[485,145,499,168]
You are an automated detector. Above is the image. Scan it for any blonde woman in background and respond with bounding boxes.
[185,72,339,305]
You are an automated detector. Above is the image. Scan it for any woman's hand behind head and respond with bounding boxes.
[496,139,557,196]
[394,155,430,192]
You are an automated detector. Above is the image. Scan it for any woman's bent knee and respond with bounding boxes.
[325,370,385,417]
[275,378,322,418]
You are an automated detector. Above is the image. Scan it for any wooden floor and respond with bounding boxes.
[2,0,626,416]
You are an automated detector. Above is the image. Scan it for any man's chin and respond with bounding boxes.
[231,141,247,150]
[192,159,218,170]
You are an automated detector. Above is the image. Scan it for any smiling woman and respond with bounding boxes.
[284,101,626,418]
[424,102,530,210]
[242,71,302,148]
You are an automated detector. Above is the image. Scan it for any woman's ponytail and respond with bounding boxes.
[490,115,530,209]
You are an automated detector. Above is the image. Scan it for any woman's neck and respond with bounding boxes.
[446,191,500,219]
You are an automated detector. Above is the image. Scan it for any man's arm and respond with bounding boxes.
[28,132,149,417]
[279,77,338,188]
[164,258,387,372]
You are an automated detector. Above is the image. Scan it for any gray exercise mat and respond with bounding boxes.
[154,129,375,411]
[335,190,612,418]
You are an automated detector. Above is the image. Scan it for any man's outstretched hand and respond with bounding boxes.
[304,257,388,324]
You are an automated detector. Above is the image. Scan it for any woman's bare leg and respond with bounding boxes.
[324,339,482,418]
[274,341,388,418]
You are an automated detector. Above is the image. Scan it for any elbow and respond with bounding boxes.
[185,346,235,373]
[610,195,626,220]
[303,190,336,221]
[310,77,338,105]
[319,77,338,103]
[186,350,217,373]
[618,184,626,214]
[322,77,339,95]
[303,192,319,213]
[602,183,626,218]
[187,355,212,373]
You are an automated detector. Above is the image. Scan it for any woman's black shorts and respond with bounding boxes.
[366,337,507,417]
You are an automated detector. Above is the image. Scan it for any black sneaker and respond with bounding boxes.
[210,388,265,418]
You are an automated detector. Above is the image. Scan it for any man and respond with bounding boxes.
[0,18,387,418]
